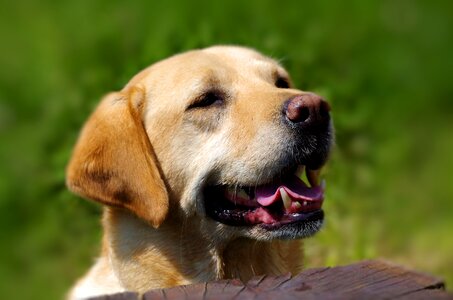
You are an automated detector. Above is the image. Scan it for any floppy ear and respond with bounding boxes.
[66,87,169,228]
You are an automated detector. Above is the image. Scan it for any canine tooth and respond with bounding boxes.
[225,186,235,197]
[307,169,321,187]
[294,202,302,209]
[280,188,292,210]
[294,165,305,180]
[237,188,250,200]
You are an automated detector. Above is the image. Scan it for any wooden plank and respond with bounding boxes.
[92,260,453,300]
[273,260,447,299]
[205,279,243,299]
[89,292,138,300]
[397,289,453,300]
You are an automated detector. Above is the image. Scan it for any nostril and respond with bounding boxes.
[298,107,310,122]
[286,96,309,123]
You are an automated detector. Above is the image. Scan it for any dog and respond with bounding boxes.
[66,46,333,299]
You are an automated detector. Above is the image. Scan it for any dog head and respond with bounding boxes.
[67,46,333,241]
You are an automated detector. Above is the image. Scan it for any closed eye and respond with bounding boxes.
[275,76,290,89]
[187,90,225,110]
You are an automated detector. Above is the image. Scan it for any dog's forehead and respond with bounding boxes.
[202,46,276,64]
[127,46,284,90]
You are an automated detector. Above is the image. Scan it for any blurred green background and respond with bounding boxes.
[1,0,452,299]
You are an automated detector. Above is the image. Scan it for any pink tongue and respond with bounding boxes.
[256,175,323,206]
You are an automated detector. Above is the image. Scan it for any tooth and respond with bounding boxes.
[225,186,236,198]
[280,188,292,210]
[321,179,326,190]
[294,202,302,209]
[294,165,305,180]
[237,188,250,200]
[307,169,321,187]
[303,201,308,206]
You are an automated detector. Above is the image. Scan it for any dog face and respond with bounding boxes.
[67,46,333,241]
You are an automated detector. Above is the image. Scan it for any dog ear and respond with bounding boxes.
[66,87,169,228]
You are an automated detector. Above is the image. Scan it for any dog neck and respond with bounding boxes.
[102,208,303,293]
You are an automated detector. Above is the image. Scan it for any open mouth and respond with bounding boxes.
[204,165,325,230]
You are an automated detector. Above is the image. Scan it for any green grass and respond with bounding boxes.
[1,1,452,299]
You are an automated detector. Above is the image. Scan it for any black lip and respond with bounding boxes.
[260,209,324,230]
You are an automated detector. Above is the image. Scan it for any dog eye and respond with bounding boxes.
[188,91,224,109]
[275,77,290,89]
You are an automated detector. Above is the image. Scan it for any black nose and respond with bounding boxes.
[284,93,331,125]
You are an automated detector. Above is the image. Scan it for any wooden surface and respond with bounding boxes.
[91,260,453,299]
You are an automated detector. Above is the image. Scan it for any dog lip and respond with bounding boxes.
[259,209,324,232]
